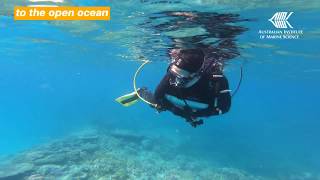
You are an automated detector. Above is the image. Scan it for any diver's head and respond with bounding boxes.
[169,49,205,88]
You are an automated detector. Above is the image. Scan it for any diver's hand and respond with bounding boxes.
[186,116,204,128]
[152,104,166,113]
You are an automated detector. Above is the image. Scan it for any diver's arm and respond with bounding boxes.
[154,73,169,103]
[154,73,176,110]
[192,76,231,117]
[136,74,171,110]
[191,103,219,117]
[192,92,231,117]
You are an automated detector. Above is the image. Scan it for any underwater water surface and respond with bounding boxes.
[0,0,320,179]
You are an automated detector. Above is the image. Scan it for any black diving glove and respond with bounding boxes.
[186,116,204,128]
[183,106,204,128]
[137,87,165,113]
[153,104,166,113]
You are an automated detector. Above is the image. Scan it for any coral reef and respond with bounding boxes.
[1,128,314,180]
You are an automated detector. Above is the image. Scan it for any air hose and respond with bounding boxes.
[231,65,243,97]
[133,60,157,107]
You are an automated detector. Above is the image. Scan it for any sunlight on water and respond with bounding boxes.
[1,0,319,63]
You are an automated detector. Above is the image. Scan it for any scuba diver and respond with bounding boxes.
[116,11,248,127]
[150,48,231,127]
[116,48,231,127]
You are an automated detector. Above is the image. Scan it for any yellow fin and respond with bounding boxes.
[115,91,139,107]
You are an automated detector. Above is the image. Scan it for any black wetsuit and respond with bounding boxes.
[154,71,231,120]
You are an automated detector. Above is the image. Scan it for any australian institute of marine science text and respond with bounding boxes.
[258,29,304,39]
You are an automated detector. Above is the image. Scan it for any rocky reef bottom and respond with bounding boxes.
[0,128,317,180]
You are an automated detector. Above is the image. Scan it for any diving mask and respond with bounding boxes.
[169,65,200,88]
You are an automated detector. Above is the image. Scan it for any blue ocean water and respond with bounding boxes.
[0,0,320,179]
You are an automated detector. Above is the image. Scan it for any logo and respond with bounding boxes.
[257,12,303,40]
[268,12,293,29]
